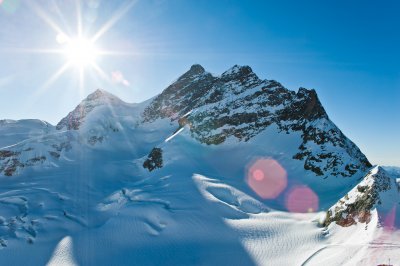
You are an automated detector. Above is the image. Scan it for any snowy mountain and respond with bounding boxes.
[143,64,371,178]
[0,65,398,265]
[56,89,126,131]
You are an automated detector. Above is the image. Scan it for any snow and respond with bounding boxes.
[47,236,77,266]
[0,119,54,148]
[383,165,400,179]
[165,127,185,142]
[305,212,400,266]
[0,87,398,265]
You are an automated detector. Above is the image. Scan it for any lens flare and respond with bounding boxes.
[1,0,20,14]
[286,186,319,213]
[111,70,130,87]
[246,158,287,199]
[383,205,397,230]
[253,169,265,181]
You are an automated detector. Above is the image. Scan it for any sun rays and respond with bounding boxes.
[18,0,137,95]
[1,0,144,150]
[90,0,137,43]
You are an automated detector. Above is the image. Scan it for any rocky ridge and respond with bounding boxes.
[143,64,371,177]
[324,166,399,227]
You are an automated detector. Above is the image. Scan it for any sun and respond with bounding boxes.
[64,37,98,68]
[22,0,137,93]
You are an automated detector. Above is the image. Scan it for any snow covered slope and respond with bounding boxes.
[0,65,398,265]
[0,119,53,148]
[56,89,128,131]
[383,166,400,184]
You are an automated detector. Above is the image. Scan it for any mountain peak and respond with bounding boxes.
[188,64,205,74]
[295,87,328,120]
[143,63,371,178]
[56,89,123,130]
[221,65,254,78]
[177,64,206,81]
[84,88,122,104]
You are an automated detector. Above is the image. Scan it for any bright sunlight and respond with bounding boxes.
[64,38,98,68]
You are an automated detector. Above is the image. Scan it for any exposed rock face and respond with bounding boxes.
[0,150,22,176]
[56,89,123,130]
[0,149,47,176]
[143,64,371,177]
[143,147,163,172]
[324,166,397,227]
[0,140,72,176]
[142,64,217,122]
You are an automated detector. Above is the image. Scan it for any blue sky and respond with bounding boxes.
[0,0,399,166]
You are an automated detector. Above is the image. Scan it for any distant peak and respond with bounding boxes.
[297,87,316,96]
[85,89,121,103]
[189,64,205,74]
[56,89,123,130]
[94,88,106,94]
[221,65,254,78]
[177,64,206,81]
[371,165,386,175]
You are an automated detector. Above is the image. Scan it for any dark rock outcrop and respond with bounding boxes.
[143,147,163,172]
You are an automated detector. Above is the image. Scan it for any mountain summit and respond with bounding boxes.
[56,89,123,130]
[143,64,371,178]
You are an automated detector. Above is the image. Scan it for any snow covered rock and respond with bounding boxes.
[56,89,124,130]
[143,64,371,178]
[324,166,400,227]
[143,147,163,172]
